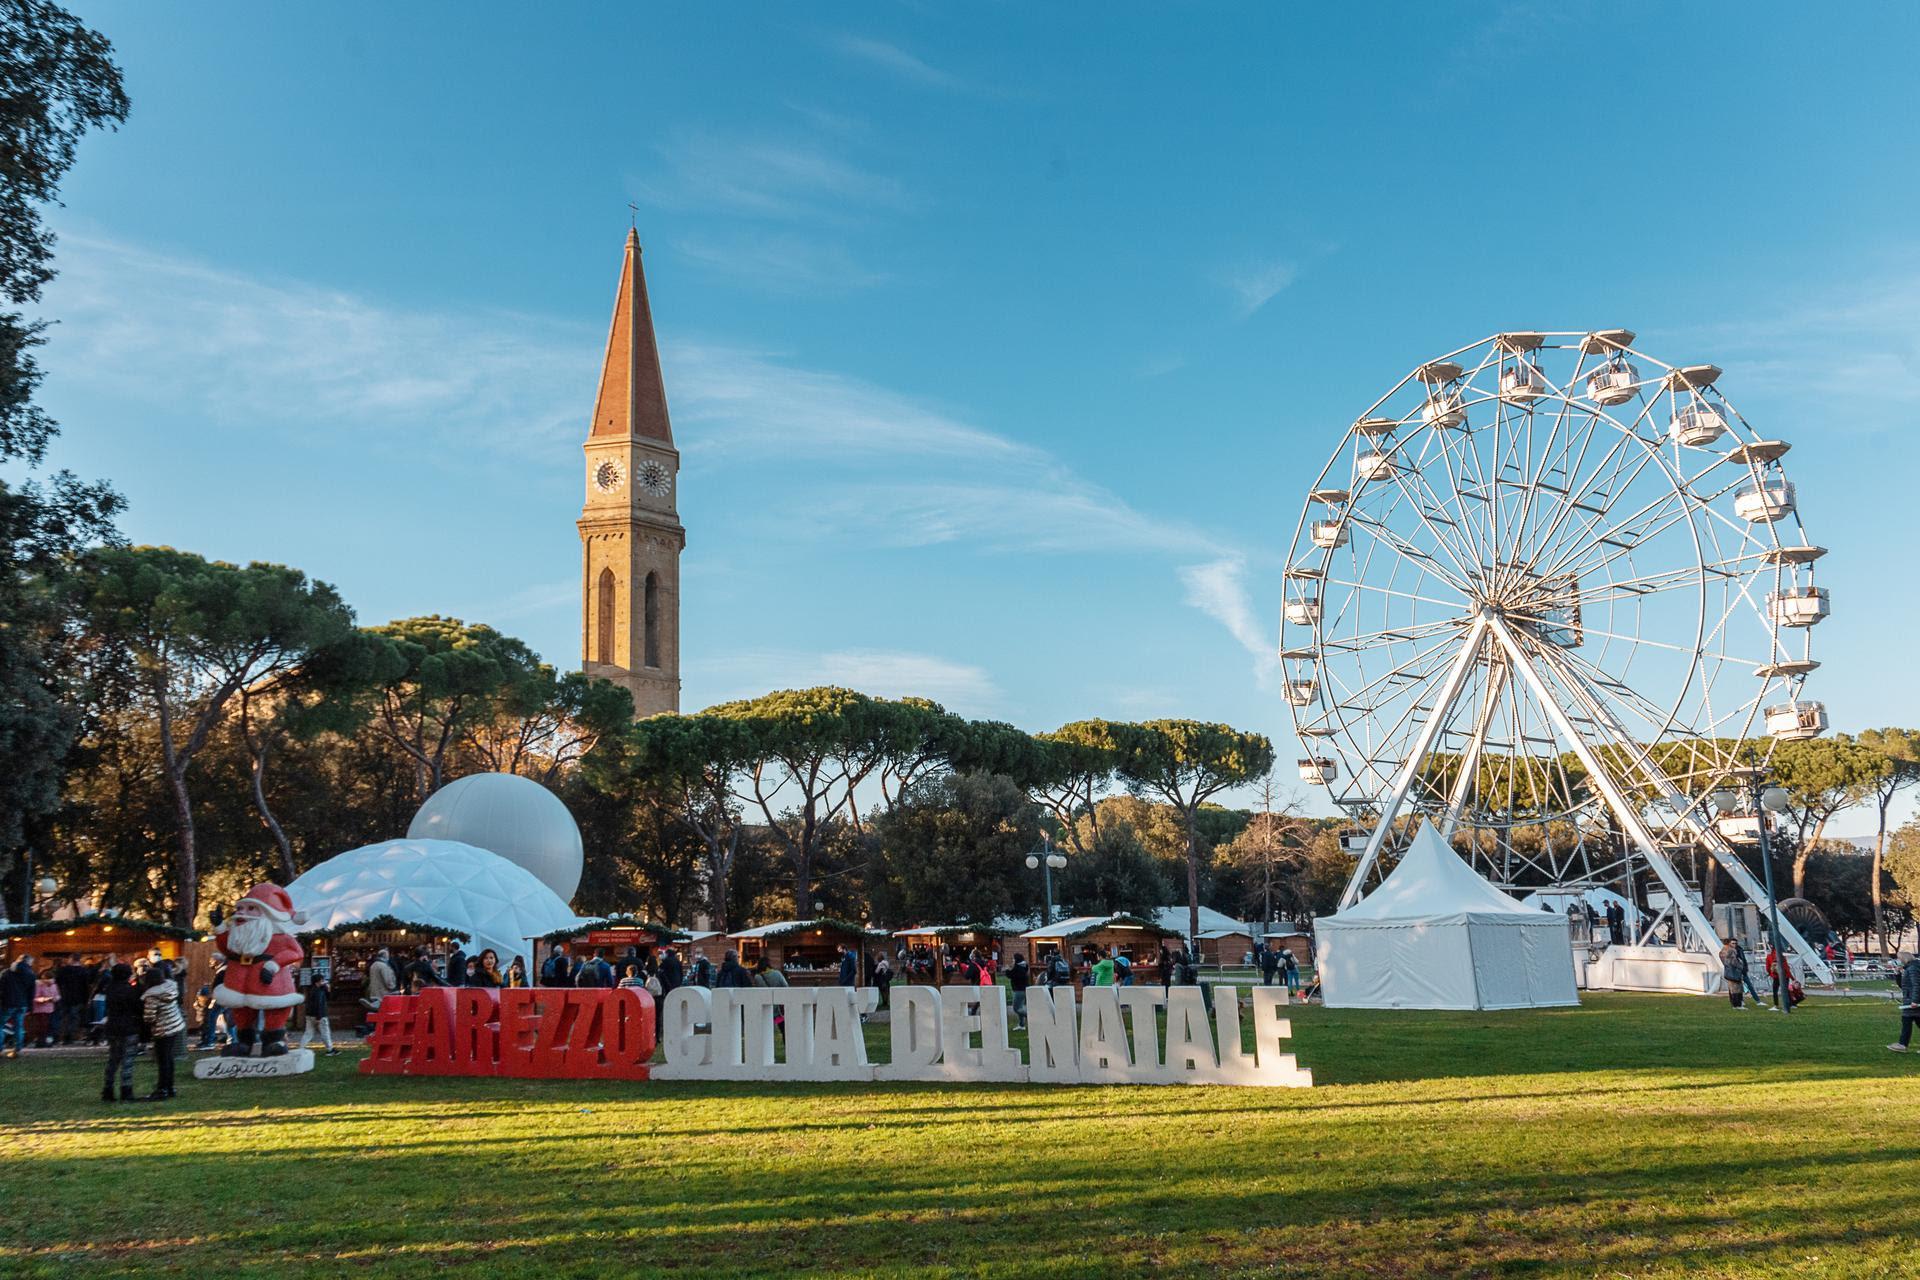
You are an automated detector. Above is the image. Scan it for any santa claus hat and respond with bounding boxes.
[236,882,307,927]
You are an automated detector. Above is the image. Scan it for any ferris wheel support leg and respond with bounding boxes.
[1483,614,1723,957]
[1439,658,1505,842]
[1338,614,1491,910]
[1518,639,1836,985]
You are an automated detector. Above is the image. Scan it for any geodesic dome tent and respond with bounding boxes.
[1315,822,1579,1011]
[406,772,585,901]
[288,838,592,964]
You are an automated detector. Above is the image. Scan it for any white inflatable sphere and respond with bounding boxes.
[406,772,584,902]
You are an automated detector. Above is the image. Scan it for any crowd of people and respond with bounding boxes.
[21,927,1918,1085]
[0,948,198,1101]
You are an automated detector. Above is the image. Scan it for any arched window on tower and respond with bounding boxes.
[643,571,661,668]
[596,568,615,667]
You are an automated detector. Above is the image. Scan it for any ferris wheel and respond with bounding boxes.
[1280,330,1832,977]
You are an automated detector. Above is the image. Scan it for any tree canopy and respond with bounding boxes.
[73,546,356,923]
[0,0,125,875]
[1117,719,1274,943]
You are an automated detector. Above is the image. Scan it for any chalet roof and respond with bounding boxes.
[1020,913,1182,942]
[727,918,890,941]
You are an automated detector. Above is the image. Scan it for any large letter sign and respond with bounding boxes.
[363,987,656,1080]
[364,984,1312,1088]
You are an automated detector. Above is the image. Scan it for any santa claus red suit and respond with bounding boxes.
[212,882,307,1057]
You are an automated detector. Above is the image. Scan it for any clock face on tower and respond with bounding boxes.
[593,459,624,493]
[637,460,672,496]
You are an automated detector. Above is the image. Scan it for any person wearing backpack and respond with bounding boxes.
[1889,952,1920,1053]
[1007,955,1031,1030]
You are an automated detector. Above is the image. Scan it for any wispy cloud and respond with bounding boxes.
[483,578,578,623]
[1675,263,1920,423]
[1179,558,1278,690]
[41,234,1013,465]
[1220,256,1297,318]
[688,647,1002,716]
[637,128,912,223]
[42,233,589,455]
[42,233,1270,688]
[1139,350,1188,379]
[831,35,978,94]
[674,231,890,295]
[673,344,1041,465]
[814,478,1226,557]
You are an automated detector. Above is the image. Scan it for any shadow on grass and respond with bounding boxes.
[8,1118,1920,1279]
[5,994,1919,1278]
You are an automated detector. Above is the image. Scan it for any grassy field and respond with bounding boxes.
[3,992,1918,1279]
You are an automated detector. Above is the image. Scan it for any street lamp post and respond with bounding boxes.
[1025,835,1067,926]
[1726,766,1793,1015]
[15,848,56,926]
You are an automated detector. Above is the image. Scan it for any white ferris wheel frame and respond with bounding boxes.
[1280,331,1833,982]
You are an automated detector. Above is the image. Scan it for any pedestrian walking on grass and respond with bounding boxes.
[1720,937,1747,1009]
[1008,955,1031,1030]
[100,964,142,1102]
[140,967,186,1099]
[1727,937,1764,1007]
[1259,944,1280,988]
[297,968,338,1055]
[1888,952,1920,1053]
[1282,949,1300,994]
[0,956,34,1058]
[837,946,858,988]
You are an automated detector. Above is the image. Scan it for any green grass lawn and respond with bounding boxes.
[4,993,1918,1279]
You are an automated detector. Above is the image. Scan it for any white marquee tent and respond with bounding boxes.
[1315,823,1579,1011]
[288,838,592,964]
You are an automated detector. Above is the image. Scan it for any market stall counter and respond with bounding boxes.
[1019,914,1184,985]
[728,919,891,985]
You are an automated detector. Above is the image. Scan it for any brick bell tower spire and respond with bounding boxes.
[578,228,684,717]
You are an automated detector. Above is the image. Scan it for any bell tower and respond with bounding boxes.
[578,229,683,717]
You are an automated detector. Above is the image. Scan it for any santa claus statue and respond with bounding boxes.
[212,881,308,1057]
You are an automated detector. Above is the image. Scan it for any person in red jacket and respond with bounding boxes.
[212,882,307,1057]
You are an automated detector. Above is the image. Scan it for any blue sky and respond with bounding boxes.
[28,3,1920,828]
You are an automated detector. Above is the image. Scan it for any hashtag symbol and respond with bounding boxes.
[361,997,419,1074]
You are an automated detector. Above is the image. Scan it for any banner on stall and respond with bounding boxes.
[360,984,1311,1087]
